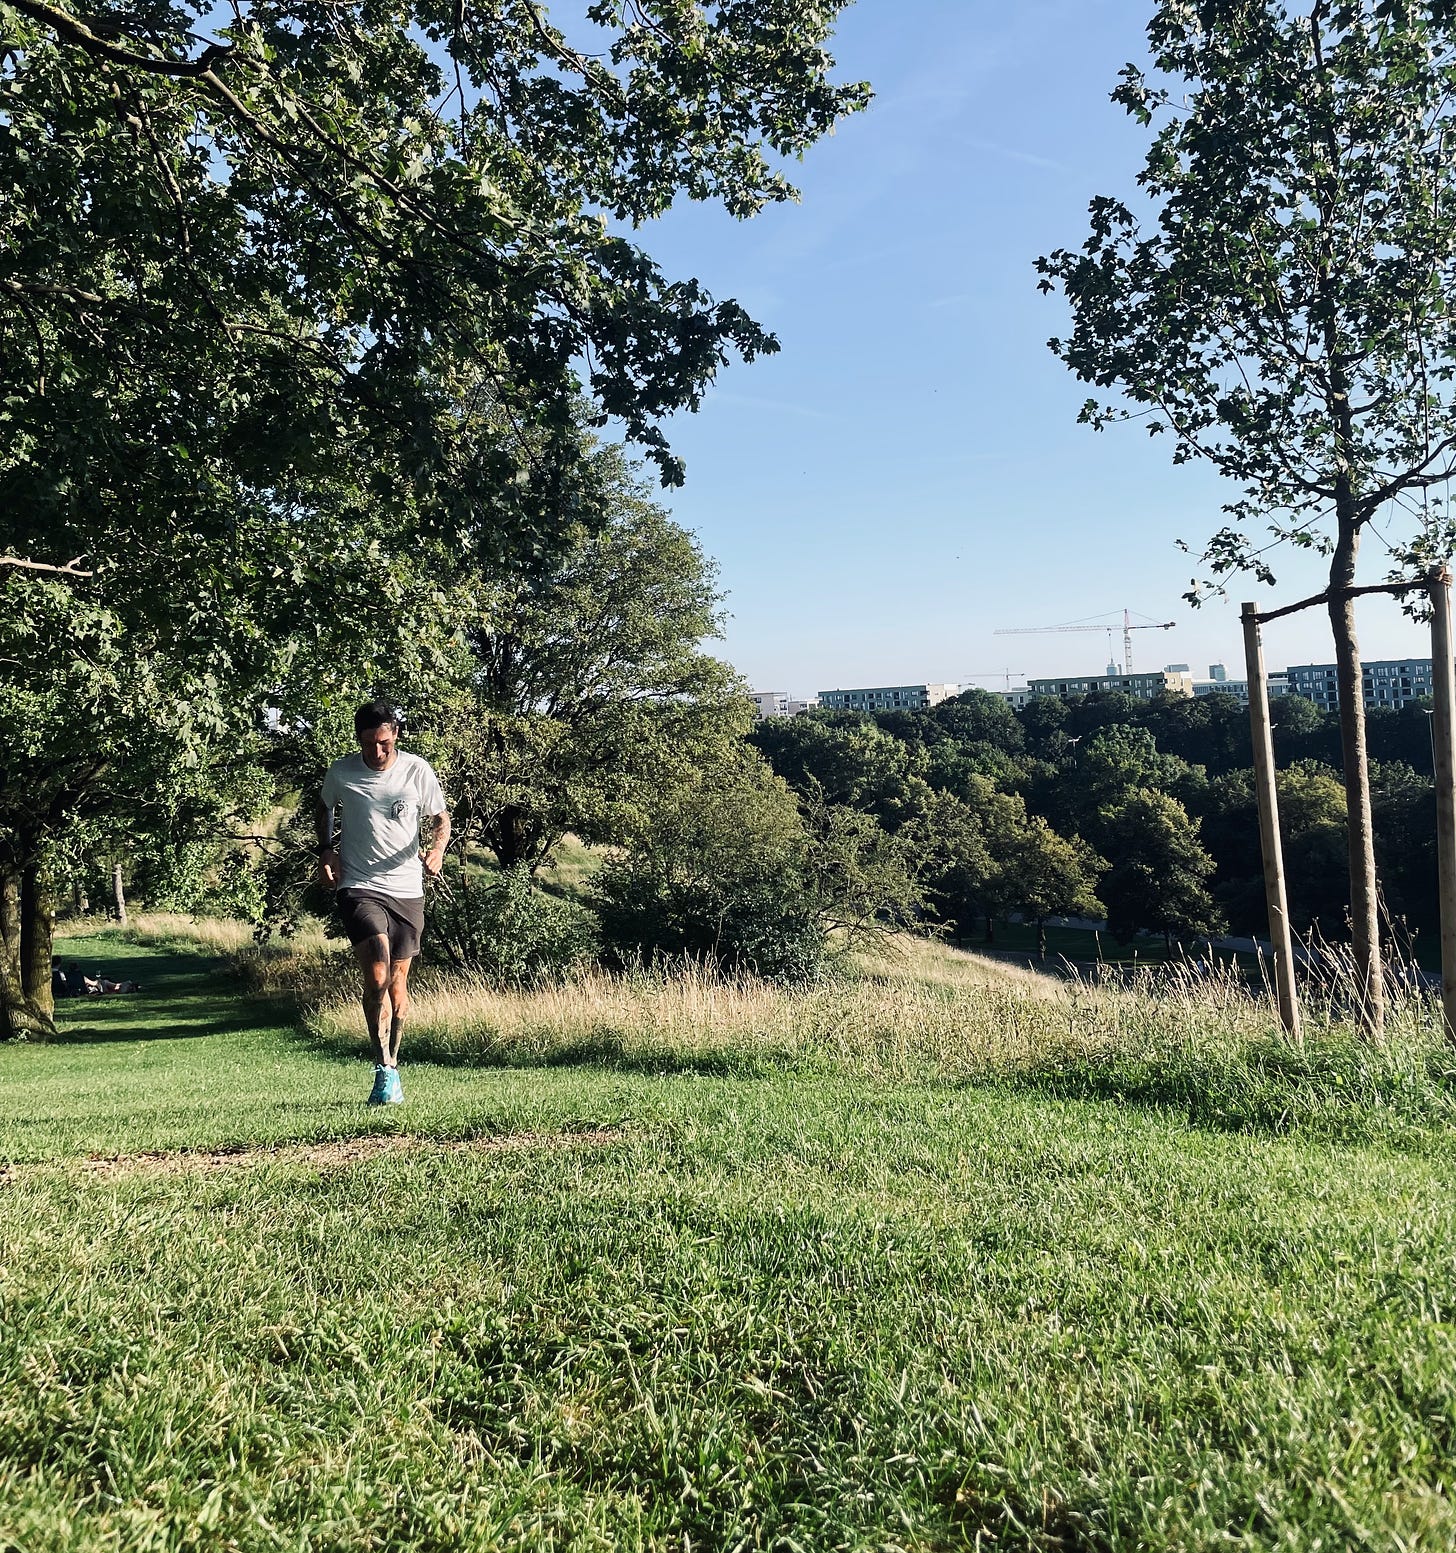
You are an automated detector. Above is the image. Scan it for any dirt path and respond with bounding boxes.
[68,1127,624,1181]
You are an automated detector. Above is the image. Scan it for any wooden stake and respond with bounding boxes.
[1242,603,1301,1040]
[1427,569,1456,1045]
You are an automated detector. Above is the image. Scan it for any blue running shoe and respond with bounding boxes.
[382,1067,403,1105]
[366,1065,390,1106]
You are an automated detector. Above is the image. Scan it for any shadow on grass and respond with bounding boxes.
[50,946,290,1046]
[1003,1037,1456,1149]
[52,1008,270,1045]
[934,1476,1111,1553]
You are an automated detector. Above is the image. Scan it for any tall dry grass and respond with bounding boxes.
[120,912,266,956]
[110,914,1456,1132]
[289,932,1363,1083]
[122,912,330,965]
[304,950,1080,1077]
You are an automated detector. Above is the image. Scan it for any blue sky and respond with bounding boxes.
[632,0,1435,697]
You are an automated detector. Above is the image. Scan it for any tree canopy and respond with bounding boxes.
[1098,788,1222,947]
[425,443,748,874]
[0,0,869,1034]
[1037,0,1456,585]
[3,0,870,543]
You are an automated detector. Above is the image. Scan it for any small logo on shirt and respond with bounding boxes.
[391,799,417,824]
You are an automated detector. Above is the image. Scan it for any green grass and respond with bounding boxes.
[8,933,630,1163]
[3,930,1456,1549]
[537,834,607,897]
[440,834,604,903]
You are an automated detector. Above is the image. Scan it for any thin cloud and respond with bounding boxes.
[743,37,996,275]
[709,391,837,423]
[813,241,921,276]
[959,136,1068,173]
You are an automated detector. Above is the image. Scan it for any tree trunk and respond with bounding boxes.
[0,989,50,1041]
[1037,919,1047,961]
[112,859,127,925]
[0,864,19,989]
[1328,544,1385,1036]
[488,806,541,873]
[0,858,57,1041]
[20,862,56,1018]
[983,913,995,944]
[1311,94,1385,1035]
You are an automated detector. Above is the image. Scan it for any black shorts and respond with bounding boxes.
[336,889,425,960]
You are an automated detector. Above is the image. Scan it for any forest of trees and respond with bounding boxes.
[749,681,1440,960]
[37,444,1443,993]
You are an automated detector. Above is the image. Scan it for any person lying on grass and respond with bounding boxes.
[316,700,450,1107]
[51,962,142,998]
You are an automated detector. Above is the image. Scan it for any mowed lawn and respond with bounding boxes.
[3,936,1456,1550]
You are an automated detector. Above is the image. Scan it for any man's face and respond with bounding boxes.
[358,722,399,771]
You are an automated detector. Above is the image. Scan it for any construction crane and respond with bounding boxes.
[994,609,1177,676]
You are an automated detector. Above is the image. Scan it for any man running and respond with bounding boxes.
[316,700,450,1105]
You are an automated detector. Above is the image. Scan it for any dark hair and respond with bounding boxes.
[354,699,403,736]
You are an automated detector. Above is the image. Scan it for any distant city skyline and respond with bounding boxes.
[754,650,1439,716]
[759,649,1422,703]
[628,0,1435,696]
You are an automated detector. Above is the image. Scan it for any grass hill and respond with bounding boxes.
[3,923,1456,1549]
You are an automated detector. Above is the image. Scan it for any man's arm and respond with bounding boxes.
[315,800,339,888]
[422,809,451,878]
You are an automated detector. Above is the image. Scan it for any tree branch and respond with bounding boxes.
[1252,576,1424,625]
[1363,430,1456,512]
[2,277,105,306]
[8,0,234,77]
[0,554,94,577]
[521,0,626,107]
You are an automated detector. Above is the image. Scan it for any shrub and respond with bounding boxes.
[593,753,928,985]
[594,859,825,983]
[425,865,598,985]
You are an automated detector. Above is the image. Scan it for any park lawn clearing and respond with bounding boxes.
[2,936,1456,1549]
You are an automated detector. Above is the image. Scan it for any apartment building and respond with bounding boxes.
[1025,667,1195,702]
[1285,658,1434,712]
[749,691,818,718]
[817,683,960,713]
[1191,663,1288,703]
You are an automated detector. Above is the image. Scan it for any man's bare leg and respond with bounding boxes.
[353,936,392,1064]
[385,956,413,1068]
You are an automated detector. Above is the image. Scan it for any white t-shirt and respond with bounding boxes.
[320,751,446,898]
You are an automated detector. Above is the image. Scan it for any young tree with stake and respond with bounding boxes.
[1037,0,1456,1033]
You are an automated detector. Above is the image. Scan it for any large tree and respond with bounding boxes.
[424,443,748,874]
[1098,788,1222,948]
[999,811,1106,962]
[0,0,868,1034]
[1037,0,1456,1032]
[0,479,442,1037]
[749,718,936,833]
[4,0,869,521]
